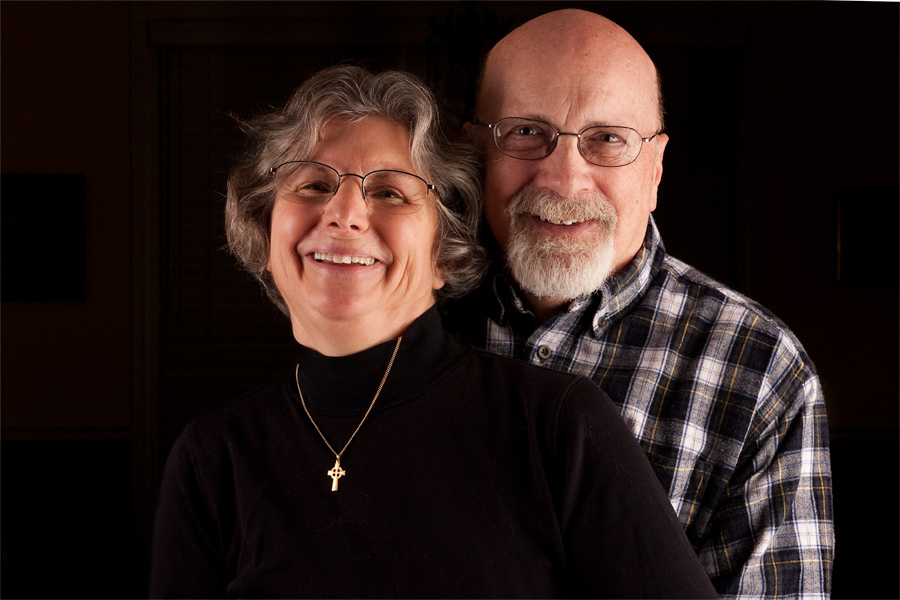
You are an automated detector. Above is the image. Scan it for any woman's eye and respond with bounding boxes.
[369,188,407,203]
[296,180,332,194]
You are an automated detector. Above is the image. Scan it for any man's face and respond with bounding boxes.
[477,43,668,305]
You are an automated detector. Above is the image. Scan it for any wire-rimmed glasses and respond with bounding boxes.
[269,161,436,215]
[475,117,661,167]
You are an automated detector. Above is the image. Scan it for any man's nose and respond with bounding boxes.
[531,134,596,197]
[323,176,370,232]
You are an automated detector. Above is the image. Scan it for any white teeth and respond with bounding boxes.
[539,216,583,226]
[313,252,375,266]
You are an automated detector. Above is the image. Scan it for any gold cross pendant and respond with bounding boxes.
[327,459,345,492]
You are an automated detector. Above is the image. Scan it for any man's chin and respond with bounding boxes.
[507,243,615,301]
[504,191,618,301]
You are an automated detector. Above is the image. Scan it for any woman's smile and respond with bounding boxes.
[310,251,378,266]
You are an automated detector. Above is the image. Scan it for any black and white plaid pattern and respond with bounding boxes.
[468,217,834,599]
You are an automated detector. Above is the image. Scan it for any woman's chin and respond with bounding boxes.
[290,292,434,340]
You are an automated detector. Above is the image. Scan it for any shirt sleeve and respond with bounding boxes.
[699,348,834,599]
[554,377,719,599]
[149,429,230,598]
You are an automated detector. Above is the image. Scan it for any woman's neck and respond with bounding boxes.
[290,302,434,356]
[292,306,467,413]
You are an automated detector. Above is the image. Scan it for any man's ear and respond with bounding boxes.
[463,121,474,137]
[648,133,668,213]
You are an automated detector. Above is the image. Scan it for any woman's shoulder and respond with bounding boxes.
[177,373,294,446]
[463,345,595,383]
[459,346,614,410]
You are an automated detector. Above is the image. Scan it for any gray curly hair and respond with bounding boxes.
[225,64,487,314]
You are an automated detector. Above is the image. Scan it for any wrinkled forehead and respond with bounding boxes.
[479,29,659,131]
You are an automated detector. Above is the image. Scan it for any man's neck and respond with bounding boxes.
[521,289,569,324]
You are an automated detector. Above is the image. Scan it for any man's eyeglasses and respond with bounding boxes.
[269,161,436,215]
[475,117,661,167]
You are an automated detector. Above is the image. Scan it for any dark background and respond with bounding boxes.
[1,1,897,597]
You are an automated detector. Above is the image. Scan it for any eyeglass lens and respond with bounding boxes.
[492,117,645,167]
[273,161,428,214]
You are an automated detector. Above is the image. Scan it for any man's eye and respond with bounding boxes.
[511,126,540,136]
[595,133,621,143]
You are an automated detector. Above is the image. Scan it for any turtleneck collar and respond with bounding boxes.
[291,306,467,414]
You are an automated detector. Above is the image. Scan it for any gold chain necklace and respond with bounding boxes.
[295,336,402,492]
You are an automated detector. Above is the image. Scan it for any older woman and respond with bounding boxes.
[149,65,716,598]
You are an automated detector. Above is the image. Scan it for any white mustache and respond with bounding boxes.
[507,185,617,228]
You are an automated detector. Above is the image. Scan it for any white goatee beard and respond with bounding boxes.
[505,185,618,301]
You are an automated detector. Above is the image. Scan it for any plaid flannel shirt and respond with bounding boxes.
[451,217,834,599]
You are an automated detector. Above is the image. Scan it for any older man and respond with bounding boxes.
[451,9,834,599]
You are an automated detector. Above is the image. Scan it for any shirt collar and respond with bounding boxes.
[594,215,663,326]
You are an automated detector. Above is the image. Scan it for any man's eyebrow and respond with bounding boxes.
[497,113,553,124]
[512,115,563,130]
[501,113,627,130]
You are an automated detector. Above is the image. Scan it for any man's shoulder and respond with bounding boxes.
[647,252,816,375]
[625,251,821,410]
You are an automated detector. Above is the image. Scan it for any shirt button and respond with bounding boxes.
[536,345,552,360]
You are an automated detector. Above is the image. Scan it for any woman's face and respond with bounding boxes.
[267,116,444,345]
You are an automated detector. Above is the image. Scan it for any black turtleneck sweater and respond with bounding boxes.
[149,308,716,599]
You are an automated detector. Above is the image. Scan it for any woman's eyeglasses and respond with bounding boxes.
[269,161,436,215]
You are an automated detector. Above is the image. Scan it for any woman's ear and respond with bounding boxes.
[431,242,447,292]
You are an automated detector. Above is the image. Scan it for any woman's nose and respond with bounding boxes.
[322,175,370,232]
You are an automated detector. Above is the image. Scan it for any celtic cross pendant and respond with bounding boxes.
[327,458,345,492]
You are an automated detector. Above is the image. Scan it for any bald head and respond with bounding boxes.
[478,9,663,132]
[473,9,670,314]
